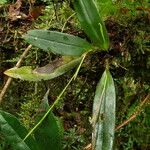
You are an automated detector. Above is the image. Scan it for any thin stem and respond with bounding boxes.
[73,53,87,80]
[23,53,87,142]
[61,13,76,32]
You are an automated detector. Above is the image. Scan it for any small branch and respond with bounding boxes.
[0,45,32,104]
[115,94,150,131]
[15,45,32,67]
[0,78,13,104]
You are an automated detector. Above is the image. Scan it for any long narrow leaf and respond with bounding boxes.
[74,0,110,50]
[92,70,116,150]
[0,110,39,150]
[24,30,92,56]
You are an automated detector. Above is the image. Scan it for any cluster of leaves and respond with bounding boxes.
[1,0,116,150]
[0,0,149,149]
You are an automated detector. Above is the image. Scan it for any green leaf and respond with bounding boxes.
[74,0,110,50]
[0,0,7,5]
[34,90,63,150]
[92,70,116,150]
[24,30,92,56]
[0,110,39,150]
[4,56,82,81]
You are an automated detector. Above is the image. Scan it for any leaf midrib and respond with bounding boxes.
[27,34,90,50]
[80,0,101,42]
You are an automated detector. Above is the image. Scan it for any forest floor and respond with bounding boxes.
[0,1,150,150]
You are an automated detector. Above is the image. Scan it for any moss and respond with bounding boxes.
[18,94,41,129]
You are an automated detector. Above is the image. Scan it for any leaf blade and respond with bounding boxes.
[74,0,110,50]
[92,70,116,150]
[0,110,39,150]
[4,56,82,81]
[34,90,63,150]
[24,30,92,56]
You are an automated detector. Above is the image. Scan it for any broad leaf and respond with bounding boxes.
[24,30,92,56]
[4,56,82,81]
[0,110,39,150]
[92,70,116,150]
[34,90,63,150]
[74,0,110,50]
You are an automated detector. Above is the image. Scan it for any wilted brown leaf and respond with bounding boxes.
[8,0,27,21]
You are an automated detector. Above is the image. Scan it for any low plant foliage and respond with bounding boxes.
[1,0,149,149]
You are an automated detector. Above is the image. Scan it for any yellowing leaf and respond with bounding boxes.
[4,57,82,81]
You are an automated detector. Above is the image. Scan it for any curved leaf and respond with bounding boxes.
[92,70,116,150]
[34,90,63,150]
[74,0,110,50]
[4,56,82,81]
[24,30,92,56]
[0,110,39,150]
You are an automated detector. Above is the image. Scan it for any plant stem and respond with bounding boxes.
[61,13,76,32]
[23,53,87,142]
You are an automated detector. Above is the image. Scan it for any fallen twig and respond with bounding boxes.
[115,94,150,131]
[0,45,32,104]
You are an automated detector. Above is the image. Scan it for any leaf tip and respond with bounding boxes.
[4,68,16,77]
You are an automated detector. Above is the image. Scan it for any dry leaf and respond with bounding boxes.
[8,0,27,21]
[28,5,45,20]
